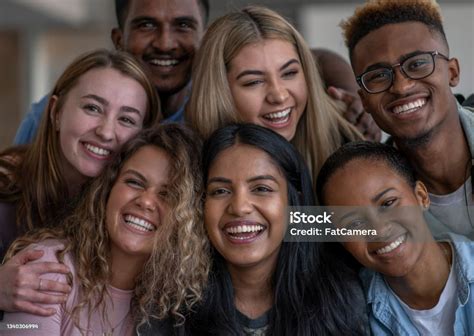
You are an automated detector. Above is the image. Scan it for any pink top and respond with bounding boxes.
[3,239,135,335]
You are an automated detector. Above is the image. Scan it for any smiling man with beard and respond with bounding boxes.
[341,0,474,239]
[14,0,208,143]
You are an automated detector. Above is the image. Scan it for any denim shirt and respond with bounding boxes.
[359,233,474,335]
[13,93,188,145]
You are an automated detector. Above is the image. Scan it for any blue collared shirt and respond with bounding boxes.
[359,233,474,335]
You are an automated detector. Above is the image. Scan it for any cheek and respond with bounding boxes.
[116,127,141,147]
[232,90,263,122]
[204,201,222,238]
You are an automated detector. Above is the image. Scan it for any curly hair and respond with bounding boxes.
[341,0,447,60]
[186,5,362,191]
[6,124,209,332]
[0,49,161,232]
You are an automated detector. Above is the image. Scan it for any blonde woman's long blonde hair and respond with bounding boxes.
[186,5,362,192]
[6,124,209,331]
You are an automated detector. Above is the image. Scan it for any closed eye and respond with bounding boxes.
[282,69,298,78]
[243,79,264,87]
[125,178,144,189]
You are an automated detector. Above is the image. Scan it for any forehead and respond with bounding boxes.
[353,22,447,73]
[125,0,203,25]
[231,39,299,68]
[209,144,283,178]
[324,159,410,204]
[122,145,170,176]
[72,67,143,94]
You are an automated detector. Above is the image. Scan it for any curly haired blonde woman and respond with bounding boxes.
[2,124,209,335]
[0,49,160,315]
[186,6,363,192]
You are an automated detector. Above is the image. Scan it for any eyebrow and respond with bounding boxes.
[82,94,142,115]
[82,94,108,106]
[235,58,300,80]
[122,169,147,181]
[207,175,278,185]
[365,50,429,72]
[371,188,394,203]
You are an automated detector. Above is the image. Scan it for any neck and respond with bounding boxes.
[385,241,452,309]
[159,83,190,119]
[227,259,276,319]
[109,247,147,290]
[395,110,470,194]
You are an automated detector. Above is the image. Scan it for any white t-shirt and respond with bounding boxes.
[429,176,474,237]
[392,252,457,336]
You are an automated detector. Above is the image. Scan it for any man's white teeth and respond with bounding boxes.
[226,225,265,234]
[85,143,110,156]
[150,59,179,66]
[392,99,426,114]
[124,215,155,232]
[375,234,406,255]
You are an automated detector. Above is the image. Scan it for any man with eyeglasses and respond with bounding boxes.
[342,0,473,240]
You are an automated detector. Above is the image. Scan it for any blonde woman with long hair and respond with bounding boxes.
[186,5,363,192]
[2,125,209,335]
[0,49,160,315]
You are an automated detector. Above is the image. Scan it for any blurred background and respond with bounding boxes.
[0,0,472,148]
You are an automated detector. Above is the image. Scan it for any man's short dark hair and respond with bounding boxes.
[341,0,448,61]
[316,141,417,205]
[115,0,210,29]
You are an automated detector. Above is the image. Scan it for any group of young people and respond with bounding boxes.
[0,0,472,335]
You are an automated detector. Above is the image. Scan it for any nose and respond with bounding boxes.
[266,80,289,105]
[389,66,416,94]
[151,26,178,52]
[95,117,115,142]
[135,190,158,212]
[227,190,253,216]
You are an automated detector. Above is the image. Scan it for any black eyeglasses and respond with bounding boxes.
[356,51,450,94]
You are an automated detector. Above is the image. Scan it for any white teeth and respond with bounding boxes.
[124,215,155,232]
[85,143,110,156]
[264,108,292,122]
[375,234,406,255]
[392,99,426,114]
[149,59,179,66]
[226,225,265,235]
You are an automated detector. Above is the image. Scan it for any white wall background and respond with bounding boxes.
[299,2,474,97]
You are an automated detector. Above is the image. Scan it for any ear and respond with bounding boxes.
[111,27,123,51]
[447,57,460,87]
[48,95,60,131]
[414,181,430,210]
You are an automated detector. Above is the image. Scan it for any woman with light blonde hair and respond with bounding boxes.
[0,49,161,315]
[2,124,209,335]
[186,5,363,192]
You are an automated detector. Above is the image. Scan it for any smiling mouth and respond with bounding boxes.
[392,98,426,115]
[148,59,180,67]
[374,233,407,255]
[83,143,111,157]
[124,214,156,232]
[225,224,266,241]
[262,107,292,124]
